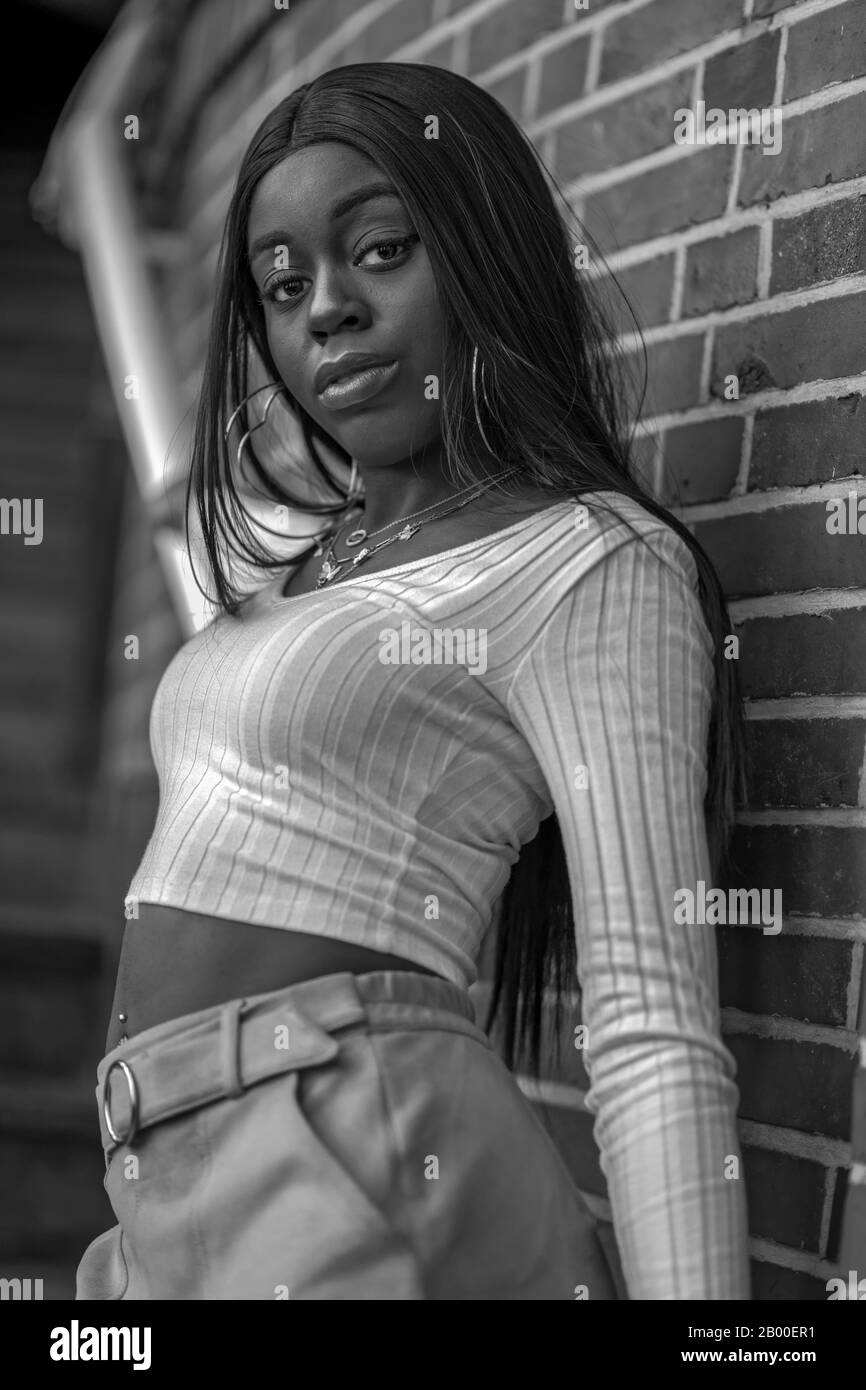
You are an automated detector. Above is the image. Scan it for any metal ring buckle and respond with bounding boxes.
[102,1059,140,1145]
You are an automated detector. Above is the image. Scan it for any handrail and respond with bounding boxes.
[30,0,211,639]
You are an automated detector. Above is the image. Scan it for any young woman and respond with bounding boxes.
[76,62,751,1301]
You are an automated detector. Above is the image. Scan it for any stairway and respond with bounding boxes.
[0,146,127,1300]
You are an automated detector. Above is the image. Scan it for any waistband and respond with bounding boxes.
[96,969,488,1158]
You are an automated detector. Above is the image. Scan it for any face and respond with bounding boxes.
[246,142,445,473]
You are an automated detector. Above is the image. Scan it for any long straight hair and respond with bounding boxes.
[187,61,748,1079]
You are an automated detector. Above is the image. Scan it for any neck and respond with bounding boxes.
[344,462,517,536]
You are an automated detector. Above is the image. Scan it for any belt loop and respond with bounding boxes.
[220,999,247,1099]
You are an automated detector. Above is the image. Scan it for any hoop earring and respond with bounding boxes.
[224,382,287,472]
[471,345,496,456]
[224,381,288,440]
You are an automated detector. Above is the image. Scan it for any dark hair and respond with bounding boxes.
[187,60,748,1080]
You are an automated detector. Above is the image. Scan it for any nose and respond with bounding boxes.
[306,260,372,340]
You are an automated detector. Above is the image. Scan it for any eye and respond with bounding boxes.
[258,273,304,307]
[258,234,420,308]
[354,233,420,267]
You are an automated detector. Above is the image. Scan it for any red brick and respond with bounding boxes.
[484,64,528,122]
[631,429,660,486]
[738,92,866,208]
[293,0,387,57]
[742,1145,827,1251]
[750,394,866,489]
[744,718,864,808]
[771,196,866,295]
[785,0,866,101]
[729,824,866,919]
[691,502,865,597]
[261,6,298,86]
[583,146,735,253]
[595,253,675,335]
[724,1031,855,1137]
[704,29,780,111]
[413,36,455,68]
[712,293,866,397]
[536,34,591,117]
[468,0,566,74]
[682,226,760,317]
[718,928,854,1027]
[660,415,744,504]
[345,2,439,62]
[555,70,693,180]
[736,611,866,699]
[598,0,741,86]
[623,332,705,417]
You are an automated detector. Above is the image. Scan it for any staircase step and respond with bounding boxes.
[0,932,104,1080]
[0,826,98,913]
[0,1099,112,1259]
[0,905,102,941]
[0,1078,97,1136]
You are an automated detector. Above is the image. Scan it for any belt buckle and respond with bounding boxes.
[102,1058,140,1145]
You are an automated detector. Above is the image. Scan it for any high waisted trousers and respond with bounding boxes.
[75,969,618,1300]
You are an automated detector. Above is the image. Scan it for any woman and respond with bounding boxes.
[76,62,751,1300]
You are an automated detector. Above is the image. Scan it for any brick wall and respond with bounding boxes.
[102,0,866,1299]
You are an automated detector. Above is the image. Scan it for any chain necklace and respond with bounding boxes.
[315,466,522,589]
[342,471,509,548]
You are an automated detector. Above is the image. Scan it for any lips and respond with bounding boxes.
[317,361,400,411]
[314,353,396,395]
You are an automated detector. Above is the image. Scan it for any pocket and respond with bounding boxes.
[75,1225,129,1301]
[272,1039,426,1299]
[366,1024,620,1299]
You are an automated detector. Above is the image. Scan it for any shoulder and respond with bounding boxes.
[508,489,714,687]
[528,489,703,608]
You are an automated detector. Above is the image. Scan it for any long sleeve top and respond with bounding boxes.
[506,513,751,1299]
[127,488,750,1299]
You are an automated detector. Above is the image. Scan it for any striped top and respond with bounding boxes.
[127,488,750,1299]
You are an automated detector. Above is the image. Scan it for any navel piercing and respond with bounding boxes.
[118,1012,128,1044]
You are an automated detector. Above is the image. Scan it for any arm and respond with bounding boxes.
[506,523,751,1300]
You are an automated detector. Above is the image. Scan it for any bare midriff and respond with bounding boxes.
[105,903,442,1054]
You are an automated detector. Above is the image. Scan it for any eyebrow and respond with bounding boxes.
[248,182,403,264]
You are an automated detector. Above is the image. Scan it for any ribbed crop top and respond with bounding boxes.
[127,488,750,1298]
